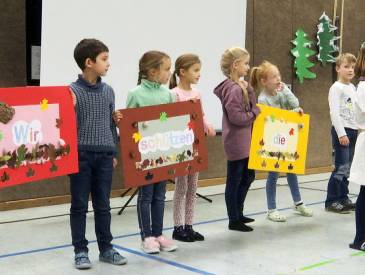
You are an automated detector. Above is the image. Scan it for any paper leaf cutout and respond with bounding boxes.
[317,12,339,65]
[188,121,195,130]
[289,128,295,136]
[160,112,168,122]
[132,132,142,143]
[40,98,49,111]
[145,172,154,181]
[0,102,15,124]
[1,171,10,182]
[26,167,35,177]
[291,28,317,83]
[0,131,3,142]
[56,118,63,128]
[50,162,58,172]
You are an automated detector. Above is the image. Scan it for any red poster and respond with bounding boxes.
[118,100,208,188]
[0,86,78,189]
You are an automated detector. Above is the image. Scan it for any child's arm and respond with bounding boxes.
[223,86,260,127]
[328,85,347,142]
[279,84,300,111]
[110,89,119,162]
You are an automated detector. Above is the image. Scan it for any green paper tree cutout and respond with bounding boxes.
[291,28,317,84]
[317,12,339,65]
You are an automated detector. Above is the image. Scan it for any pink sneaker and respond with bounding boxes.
[141,237,160,254]
[156,235,178,252]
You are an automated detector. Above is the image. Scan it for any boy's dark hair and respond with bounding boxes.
[73,39,109,70]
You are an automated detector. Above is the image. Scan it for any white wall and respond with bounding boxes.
[41,0,247,130]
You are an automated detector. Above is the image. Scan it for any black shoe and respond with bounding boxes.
[325,202,351,214]
[228,221,253,232]
[172,226,194,242]
[185,225,204,241]
[240,216,255,224]
[349,242,365,251]
[343,199,356,211]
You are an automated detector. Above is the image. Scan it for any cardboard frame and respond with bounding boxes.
[0,86,78,189]
[118,100,208,188]
[248,104,310,174]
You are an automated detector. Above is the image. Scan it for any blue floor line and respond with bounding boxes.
[113,244,215,275]
[0,195,357,261]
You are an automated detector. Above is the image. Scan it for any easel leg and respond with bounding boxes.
[118,188,139,215]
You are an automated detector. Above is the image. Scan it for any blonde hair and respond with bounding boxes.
[335,53,356,66]
[220,47,250,104]
[355,44,365,79]
[250,61,278,92]
[138,51,170,84]
[169,54,201,89]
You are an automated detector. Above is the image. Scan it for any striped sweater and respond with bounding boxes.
[70,75,118,154]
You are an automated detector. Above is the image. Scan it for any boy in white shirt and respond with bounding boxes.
[326,53,358,213]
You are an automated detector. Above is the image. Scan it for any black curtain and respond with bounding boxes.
[26,0,42,86]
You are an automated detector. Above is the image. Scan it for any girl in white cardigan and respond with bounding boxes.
[349,43,365,251]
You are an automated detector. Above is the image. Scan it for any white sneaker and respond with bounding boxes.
[267,209,287,222]
[294,204,313,217]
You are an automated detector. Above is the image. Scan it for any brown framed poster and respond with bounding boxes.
[118,100,208,188]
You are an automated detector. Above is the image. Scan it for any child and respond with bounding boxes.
[326,53,358,213]
[126,51,178,254]
[214,47,259,232]
[69,39,126,269]
[349,43,365,251]
[250,61,313,222]
[169,54,216,242]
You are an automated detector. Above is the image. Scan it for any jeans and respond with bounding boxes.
[326,127,357,207]
[137,181,167,240]
[266,172,302,210]
[354,186,365,245]
[225,158,255,221]
[69,151,114,254]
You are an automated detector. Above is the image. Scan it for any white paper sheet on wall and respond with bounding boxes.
[40,0,247,130]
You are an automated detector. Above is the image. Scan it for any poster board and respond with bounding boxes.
[0,86,78,189]
[248,104,310,174]
[119,100,208,187]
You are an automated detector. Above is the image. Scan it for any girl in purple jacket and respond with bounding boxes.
[214,47,260,232]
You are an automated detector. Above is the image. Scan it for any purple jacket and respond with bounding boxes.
[214,79,260,161]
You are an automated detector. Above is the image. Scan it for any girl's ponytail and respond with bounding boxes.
[249,67,261,92]
[169,71,178,89]
[137,71,143,85]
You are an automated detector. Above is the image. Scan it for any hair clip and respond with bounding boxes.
[361,41,365,49]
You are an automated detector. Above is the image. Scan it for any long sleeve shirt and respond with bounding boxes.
[328,81,358,137]
[171,87,213,132]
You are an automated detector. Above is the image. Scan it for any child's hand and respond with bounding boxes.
[113,158,118,168]
[69,88,76,106]
[113,111,123,124]
[339,136,350,146]
[276,82,285,92]
[297,107,304,116]
[207,127,216,137]
[190,96,199,103]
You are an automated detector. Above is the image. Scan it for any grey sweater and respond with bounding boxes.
[70,75,118,154]
[258,84,300,111]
